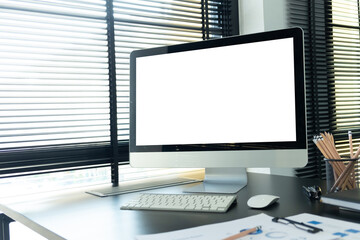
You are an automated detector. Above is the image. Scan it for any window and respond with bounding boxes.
[289,0,329,178]
[0,0,238,180]
[329,0,360,182]
[289,0,359,184]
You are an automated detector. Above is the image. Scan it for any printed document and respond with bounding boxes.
[136,213,360,240]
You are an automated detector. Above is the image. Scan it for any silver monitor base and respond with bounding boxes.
[184,167,247,194]
[87,177,201,197]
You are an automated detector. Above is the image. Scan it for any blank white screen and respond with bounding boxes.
[136,38,296,146]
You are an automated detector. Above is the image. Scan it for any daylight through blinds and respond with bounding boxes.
[0,0,235,176]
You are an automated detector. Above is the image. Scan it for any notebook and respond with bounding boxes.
[321,188,360,211]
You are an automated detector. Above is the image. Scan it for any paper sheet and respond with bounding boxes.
[136,213,360,240]
[288,213,360,240]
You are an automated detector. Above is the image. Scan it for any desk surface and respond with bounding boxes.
[1,173,359,240]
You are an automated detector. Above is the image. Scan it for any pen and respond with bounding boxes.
[272,217,323,233]
[222,226,261,240]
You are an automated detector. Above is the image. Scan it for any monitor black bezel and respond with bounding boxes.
[130,27,306,153]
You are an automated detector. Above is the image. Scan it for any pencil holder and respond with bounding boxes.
[324,158,358,193]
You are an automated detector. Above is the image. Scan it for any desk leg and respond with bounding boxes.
[0,214,14,240]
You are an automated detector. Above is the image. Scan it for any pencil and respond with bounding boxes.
[330,141,360,191]
[223,226,261,240]
[331,160,356,192]
[349,131,353,158]
[354,143,360,159]
[313,133,354,190]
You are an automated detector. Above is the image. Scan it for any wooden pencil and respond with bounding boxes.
[349,131,353,158]
[314,133,355,191]
[223,226,261,240]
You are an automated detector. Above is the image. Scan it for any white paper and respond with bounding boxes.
[288,213,360,240]
[136,213,360,240]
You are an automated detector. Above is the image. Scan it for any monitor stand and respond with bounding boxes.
[183,167,247,194]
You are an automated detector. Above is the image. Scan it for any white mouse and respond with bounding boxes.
[247,194,280,209]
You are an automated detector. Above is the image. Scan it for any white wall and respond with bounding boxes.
[263,0,287,31]
[239,0,296,177]
[239,0,287,34]
[239,0,265,34]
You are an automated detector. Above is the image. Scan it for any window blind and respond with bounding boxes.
[327,0,360,183]
[0,0,112,177]
[289,0,360,183]
[289,0,330,178]
[0,0,237,178]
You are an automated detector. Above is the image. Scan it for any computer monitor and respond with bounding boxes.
[129,27,307,194]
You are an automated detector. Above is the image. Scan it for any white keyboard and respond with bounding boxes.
[120,193,237,213]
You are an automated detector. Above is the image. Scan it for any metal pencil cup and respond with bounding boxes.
[325,158,358,193]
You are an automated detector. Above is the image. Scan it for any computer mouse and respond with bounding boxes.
[247,194,280,209]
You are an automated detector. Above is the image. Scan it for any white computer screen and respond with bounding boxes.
[136,37,296,146]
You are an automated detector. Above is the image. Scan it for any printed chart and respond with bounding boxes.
[136,213,360,240]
